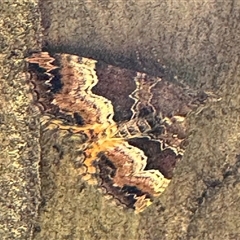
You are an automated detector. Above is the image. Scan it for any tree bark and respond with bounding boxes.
[0,1,42,239]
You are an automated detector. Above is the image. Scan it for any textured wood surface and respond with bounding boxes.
[0,1,42,239]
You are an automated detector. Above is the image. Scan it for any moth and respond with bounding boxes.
[26,52,205,213]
